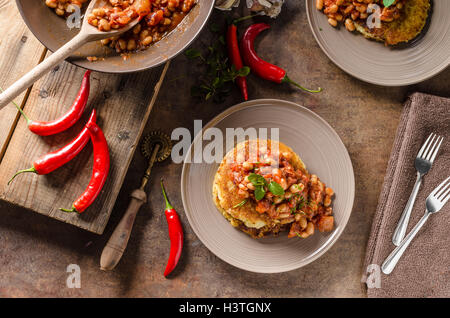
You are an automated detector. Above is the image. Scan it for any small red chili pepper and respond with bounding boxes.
[8,109,97,185]
[241,23,322,93]
[60,121,110,213]
[161,179,183,277]
[227,22,248,101]
[8,110,97,185]
[18,70,91,136]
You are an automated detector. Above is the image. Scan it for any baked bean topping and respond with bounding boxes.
[316,0,407,32]
[228,141,334,239]
[45,0,196,53]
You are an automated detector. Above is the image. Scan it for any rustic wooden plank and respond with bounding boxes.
[0,0,47,159]
[0,56,169,234]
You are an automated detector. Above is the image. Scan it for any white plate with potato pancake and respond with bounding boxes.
[181,99,355,273]
[306,0,450,86]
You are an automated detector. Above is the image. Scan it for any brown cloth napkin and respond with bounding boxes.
[363,92,450,298]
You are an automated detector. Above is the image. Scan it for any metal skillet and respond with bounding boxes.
[0,0,144,109]
[15,0,213,73]
[0,0,213,108]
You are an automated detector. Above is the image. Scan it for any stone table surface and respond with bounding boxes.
[0,1,448,297]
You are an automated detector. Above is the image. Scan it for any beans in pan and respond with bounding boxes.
[45,0,89,16]
[44,0,196,53]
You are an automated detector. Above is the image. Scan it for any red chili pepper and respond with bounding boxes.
[20,70,91,136]
[161,179,183,277]
[240,23,322,93]
[227,23,248,101]
[60,121,110,213]
[8,110,97,185]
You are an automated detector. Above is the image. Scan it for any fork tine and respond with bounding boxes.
[432,176,450,197]
[439,185,450,203]
[417,133,434,158]
[426,136,443,162]
[422,134,437,160]
[428,136,443,162]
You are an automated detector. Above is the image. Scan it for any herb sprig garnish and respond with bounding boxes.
[248,173,285,200]
[298,196,306,209]
[289,195,306,215]
[383,0,395,7]
[232,200,247,208]
[184,23,250,103]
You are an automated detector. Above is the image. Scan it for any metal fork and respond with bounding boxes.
[382,176,450,274]
[392,133,443,246]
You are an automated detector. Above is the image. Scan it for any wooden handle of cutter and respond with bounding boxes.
[100,189,147,271]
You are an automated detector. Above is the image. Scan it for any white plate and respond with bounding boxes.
[181,99,355,273]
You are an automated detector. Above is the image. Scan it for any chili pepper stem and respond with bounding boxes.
[60,207,78,213]
[283,76,322,93]
[160,179,174,210]
[232,14,260,25]
[0,87,31,124]
[8,167,37,185]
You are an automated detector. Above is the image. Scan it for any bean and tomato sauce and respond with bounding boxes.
[229,142,334,239]
[44,0,196,53]
[317,0,407,32]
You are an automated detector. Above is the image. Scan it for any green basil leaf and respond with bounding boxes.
[247,173,259,184]
[268,181,285,196]
[232,200,247,208]
[383,0,395,7]
[254,186,266,201]
[248,173,266,186]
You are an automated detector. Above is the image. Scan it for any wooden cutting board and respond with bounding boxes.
[0,1,169,234]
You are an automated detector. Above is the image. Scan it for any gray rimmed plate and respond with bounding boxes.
[306,0,450,86]
[181,99,355,273]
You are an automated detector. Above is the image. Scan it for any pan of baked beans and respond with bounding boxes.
[16,0,214,73]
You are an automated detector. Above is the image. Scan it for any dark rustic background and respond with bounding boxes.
[0,1,448,297]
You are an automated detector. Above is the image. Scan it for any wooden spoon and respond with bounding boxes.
[0,0,140,110]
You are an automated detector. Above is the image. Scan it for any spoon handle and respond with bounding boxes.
[382,211,430,274]
[0,32,88,110]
